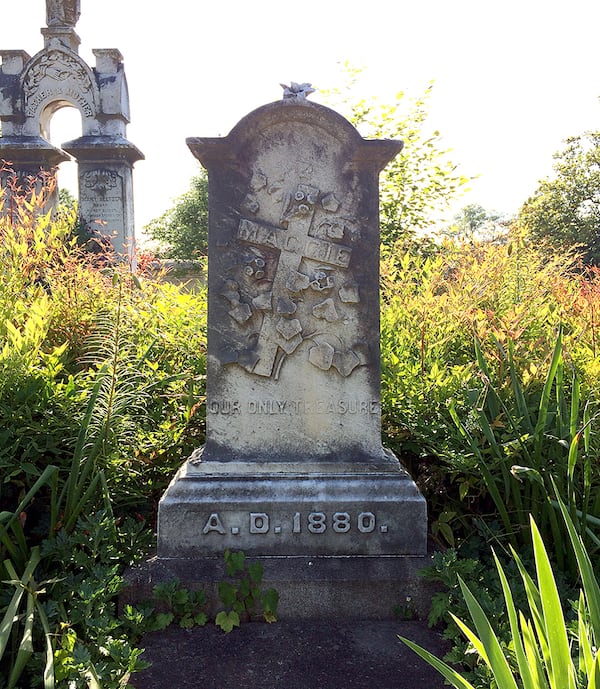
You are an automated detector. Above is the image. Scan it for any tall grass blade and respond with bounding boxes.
[448,401,515,542]
[0,464,59,535]
[507,339,534,434]
[62,368,108,520]
[493,550,537,689]
[0,548,40,659]
[510,545,550,660]
[520,613,549,689]
[34,597,55,689]
[530,516,575,689]
[457,576,519,689]
[589,654,600,689]
[533,328,563,460]
[554,485,600,642]
[579,593,595,679]
[398,637,476,689]
[7,589,34,688]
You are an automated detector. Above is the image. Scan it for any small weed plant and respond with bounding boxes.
[122,550,279,637]
[216,549,279,633]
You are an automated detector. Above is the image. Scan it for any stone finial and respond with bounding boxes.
[46,0,81,27]
[280,82,316,100]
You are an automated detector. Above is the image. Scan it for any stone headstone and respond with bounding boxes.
[157,92,427,560]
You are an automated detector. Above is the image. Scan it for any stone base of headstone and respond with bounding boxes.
[123,551,436,620]
[158,450,426,558]
[132,447,430,620]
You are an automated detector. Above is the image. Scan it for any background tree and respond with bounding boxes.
[322,66,470,247]
[518,130,600,264]
[443,203,506,243]
[144,171,209,259]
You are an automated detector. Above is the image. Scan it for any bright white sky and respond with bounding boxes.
[2,0,600,241]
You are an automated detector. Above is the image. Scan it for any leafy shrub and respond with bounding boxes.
[380,232,600,554]
[0,174,208,686]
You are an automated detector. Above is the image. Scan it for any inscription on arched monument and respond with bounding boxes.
[23,49,94,118]
[80,169,126,238]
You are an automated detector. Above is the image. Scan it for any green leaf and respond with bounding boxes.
[247,561,263,585]
[0,549,40,660]
[224,550,246,576]
[261,588,279,616]
[587,652,600,689]
[530,516,576,689]
[193,612,208,626]
[179,615,194,629]
[554,487,600,642]
[215,611,240,634]
[510,545,546,654]
[493,551,538,689]
[519,614,548,689]
[533,328,563,456]
[399,637,476,689]
[457,576,519,689]
[579,593,595,679]
[7,588,34,689]
[217,581,237,609]
[153,612,174,630]
[34,598,55,689]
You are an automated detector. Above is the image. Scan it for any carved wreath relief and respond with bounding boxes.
[82,169,119,196]
[24,50,91,93]
[220,168,366,380]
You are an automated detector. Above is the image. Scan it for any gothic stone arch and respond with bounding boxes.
[0,9,143,256]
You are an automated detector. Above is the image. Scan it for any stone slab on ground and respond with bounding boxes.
[130,619,448,689]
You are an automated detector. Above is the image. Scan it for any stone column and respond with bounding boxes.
[62,135,143,256]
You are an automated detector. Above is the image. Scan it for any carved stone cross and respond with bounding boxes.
[234,183,352,377]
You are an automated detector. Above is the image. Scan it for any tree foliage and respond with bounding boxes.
[321,66,470,246]
[144,171,209,258]
[519,130,600,264]
[443,203,506,243]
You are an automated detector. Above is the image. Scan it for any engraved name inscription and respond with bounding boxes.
[202,511,389,536]
[79,170,125,231]
[24,86,94,117]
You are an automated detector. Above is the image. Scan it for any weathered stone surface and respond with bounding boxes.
[185,99,402,465]
[124,552,441,620]
[158,456,427,557]
[157,96,427,560]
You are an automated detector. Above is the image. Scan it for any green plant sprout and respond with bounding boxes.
[215,550,279,633]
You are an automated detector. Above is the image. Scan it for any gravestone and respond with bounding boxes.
[157,87,427,564]
[0,0,143,256]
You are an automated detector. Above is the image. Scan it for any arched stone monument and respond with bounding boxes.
[0,0,143,256]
